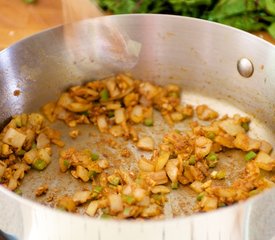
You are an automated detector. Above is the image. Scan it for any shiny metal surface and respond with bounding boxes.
[0,14,275,240]
[237,58,254,78]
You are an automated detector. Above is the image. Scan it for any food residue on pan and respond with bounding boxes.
[0,73,274,219]
[13,89,21,96]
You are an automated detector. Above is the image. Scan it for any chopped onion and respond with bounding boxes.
[3,128,26,149]
[76,166,89,182]
[137,136,154,151]
[138,158,154,172]
[86,201,99,217]
[108,194,123,213]
[114,108,126,124]
[36,133,50,149]
[254,151,275,171]
[97,115,108,132]
[151,185,170,194]
[23,149,38,164]
[155,150,170,171]
[0,161,7,178]
[219,119,245,136]
[165,160,178,183]
[133,188,146,201]
[109,125,124,137]
[73,191,91,205]
[130,105,144,123]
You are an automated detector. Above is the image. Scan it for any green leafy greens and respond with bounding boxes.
[96,0,275,38]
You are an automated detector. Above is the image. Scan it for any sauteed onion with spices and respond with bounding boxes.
[0,73,274,219]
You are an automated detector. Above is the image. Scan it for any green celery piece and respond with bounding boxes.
[265,0,275,16]
[32,159,47,171]
[217,14,267,32]
[267,22,275,38]
[245,151,257,161]
[208,0,265,20]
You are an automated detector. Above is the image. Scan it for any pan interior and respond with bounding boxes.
[17,91,275,218]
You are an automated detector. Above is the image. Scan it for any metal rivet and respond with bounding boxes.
[237,58,254,78]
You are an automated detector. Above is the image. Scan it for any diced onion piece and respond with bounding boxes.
[1,144,11,156]
[196,105,218,121]
[23,149,38,164]
[97,115,108,132]
[141,204,162,218]
[73,191,91,205]
[3,128,26,148]
[0,161,6,178]
[214,188,236,198]
[122,185,132,195]
[138,158,155,172]
[138,195,150,207]
[170,112,184,122]
[133,188,146,201]
[38,148,51,164]
[98,159,109,169]
[108,194,123,214]
[233,133,261,151]
[195,136,213,159]
[42,102,56,122]
[165,160,178,183]
[36,133,50,149]
[200,196,218,211]
[109,125,124,137]
[219,119,245,136]
[28,113,44,129]
[137,136,154,151]
[155,150,170,171]
[190,181,203,193]
[57,196,76,212]
[57,93,74,108]
[86,201,99,217]
[254,151,275,171]
[215,135,235,148]
[130,105,144,123]
[8,177,17,190]
[67,102,92,113]
[124,93,139,107]
[105,78,120,98]
[139,82,158,100]
[260,140,273,154]
[151,185,170,194]
[106,102,121,110]
[148,170,168,185]
[114,108,126,124]
[76,166,89,182]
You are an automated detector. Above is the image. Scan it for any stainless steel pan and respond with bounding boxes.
[0,14,275,240]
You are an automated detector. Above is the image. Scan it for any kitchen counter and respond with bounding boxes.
[0,0,274,50]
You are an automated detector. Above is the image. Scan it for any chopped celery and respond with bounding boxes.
[32,159,47,170]
[206,131,216,140]
[93,186,103,193]
[91,153,99,161]
[189,155,196,165]
[100,89,109,101]
[245,151,257,161]
[196,193,204,201]
[241,122,249,131]
[122,194,135,205]
[171,182,179,189]
[144,118,154,126]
